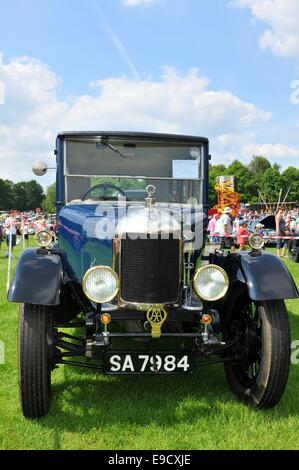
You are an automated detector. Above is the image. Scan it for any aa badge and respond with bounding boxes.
[146,307,168,339]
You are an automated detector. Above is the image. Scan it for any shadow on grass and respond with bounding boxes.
[0,285,283,452]
[36,311,299,448]
[43,365,231,449]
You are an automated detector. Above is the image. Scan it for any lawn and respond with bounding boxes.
[0,240,299,450]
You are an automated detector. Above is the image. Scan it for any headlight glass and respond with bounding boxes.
[194,265,229,302]
[36,230,52,247]
[249,234,265,251]
[83,266,119,304]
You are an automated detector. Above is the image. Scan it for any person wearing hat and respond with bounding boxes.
[218,207,235,252]
[255,222,265,235]
[289,217,297,234]
[237,220,249,251]
[254,223,268,250]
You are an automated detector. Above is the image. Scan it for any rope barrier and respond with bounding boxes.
[210,234,299,240]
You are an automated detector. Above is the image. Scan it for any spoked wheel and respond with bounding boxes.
[289,241,299,263]
[224,297,291,409]
[19,304,54,419]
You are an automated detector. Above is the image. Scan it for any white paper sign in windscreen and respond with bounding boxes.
[172,160,200,180]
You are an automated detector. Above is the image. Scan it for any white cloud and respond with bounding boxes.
[87,68,271,135]
[122,0,160,6]
[3,52,293,188]
[242,143,299,165]
[0,80,5,105]
[232,0,299,60]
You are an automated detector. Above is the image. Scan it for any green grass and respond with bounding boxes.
[0,240,299,450]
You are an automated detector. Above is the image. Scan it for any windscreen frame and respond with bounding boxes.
[63,136,206,204]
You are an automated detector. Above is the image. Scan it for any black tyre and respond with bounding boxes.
[19,304,54,419]
[224,298,291,409]
[289,242,299,263]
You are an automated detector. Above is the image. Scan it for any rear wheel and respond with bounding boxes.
[19,304,54,419]
[224,298,291,409]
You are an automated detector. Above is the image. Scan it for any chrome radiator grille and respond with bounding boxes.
[120,236,181,305]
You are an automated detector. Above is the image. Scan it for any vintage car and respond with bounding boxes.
[8,132,299,419]
[249,216,299,258]
[247,217,277,247]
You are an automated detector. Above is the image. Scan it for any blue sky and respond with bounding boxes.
[0,0,299,186]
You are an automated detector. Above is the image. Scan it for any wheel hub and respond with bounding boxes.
[229,311,260,364]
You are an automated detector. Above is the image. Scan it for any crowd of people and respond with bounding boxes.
[1,206,298,260]
[207,206,299,257]
[0,210,57,258]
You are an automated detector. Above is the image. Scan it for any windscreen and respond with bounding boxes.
[65,138,205,204]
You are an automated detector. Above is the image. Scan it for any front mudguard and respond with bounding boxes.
[225,252,299,302]
[8,249,63,306]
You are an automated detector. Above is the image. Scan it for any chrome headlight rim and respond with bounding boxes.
[193,264,229,302]
[249,233,265,251]
[82,266,120,304]
[35,229,53,248]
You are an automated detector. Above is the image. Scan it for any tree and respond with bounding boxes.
[259,168,282,203]
[0,179,15,211]
[203,159,299,208]
[42,184,56,213]
[273,162,282,172]
[24,181,45,210]
[227,160,257,203]
[248,156,272,180]
[12,183,27,211]
[11,181,44,211]
[281,167,299,203]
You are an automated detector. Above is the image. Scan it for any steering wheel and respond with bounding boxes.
[81,183,127,201]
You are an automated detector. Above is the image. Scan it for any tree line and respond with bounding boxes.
[0,180,45,212]
[209,156,299,207]
[1,156,298,212]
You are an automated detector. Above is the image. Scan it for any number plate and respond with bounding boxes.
[103,352,194,375]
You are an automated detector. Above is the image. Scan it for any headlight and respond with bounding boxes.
[193,265,229,302]
[249,234,265,251]
[83,266,119,304]
[36,230,53,247]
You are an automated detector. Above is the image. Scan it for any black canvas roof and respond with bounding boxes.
[57,131,209,144]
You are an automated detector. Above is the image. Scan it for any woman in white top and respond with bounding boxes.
[218,207,235,253]
[4,215,17,257]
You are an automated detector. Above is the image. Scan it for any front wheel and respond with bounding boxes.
[224,299,291,409]
[19,304,54,419]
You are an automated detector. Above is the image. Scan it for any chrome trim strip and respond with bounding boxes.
[66,174,204,182]
[64,140,68,202]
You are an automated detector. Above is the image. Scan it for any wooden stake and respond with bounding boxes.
[281,188,291,209]
[276,188,283,212]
